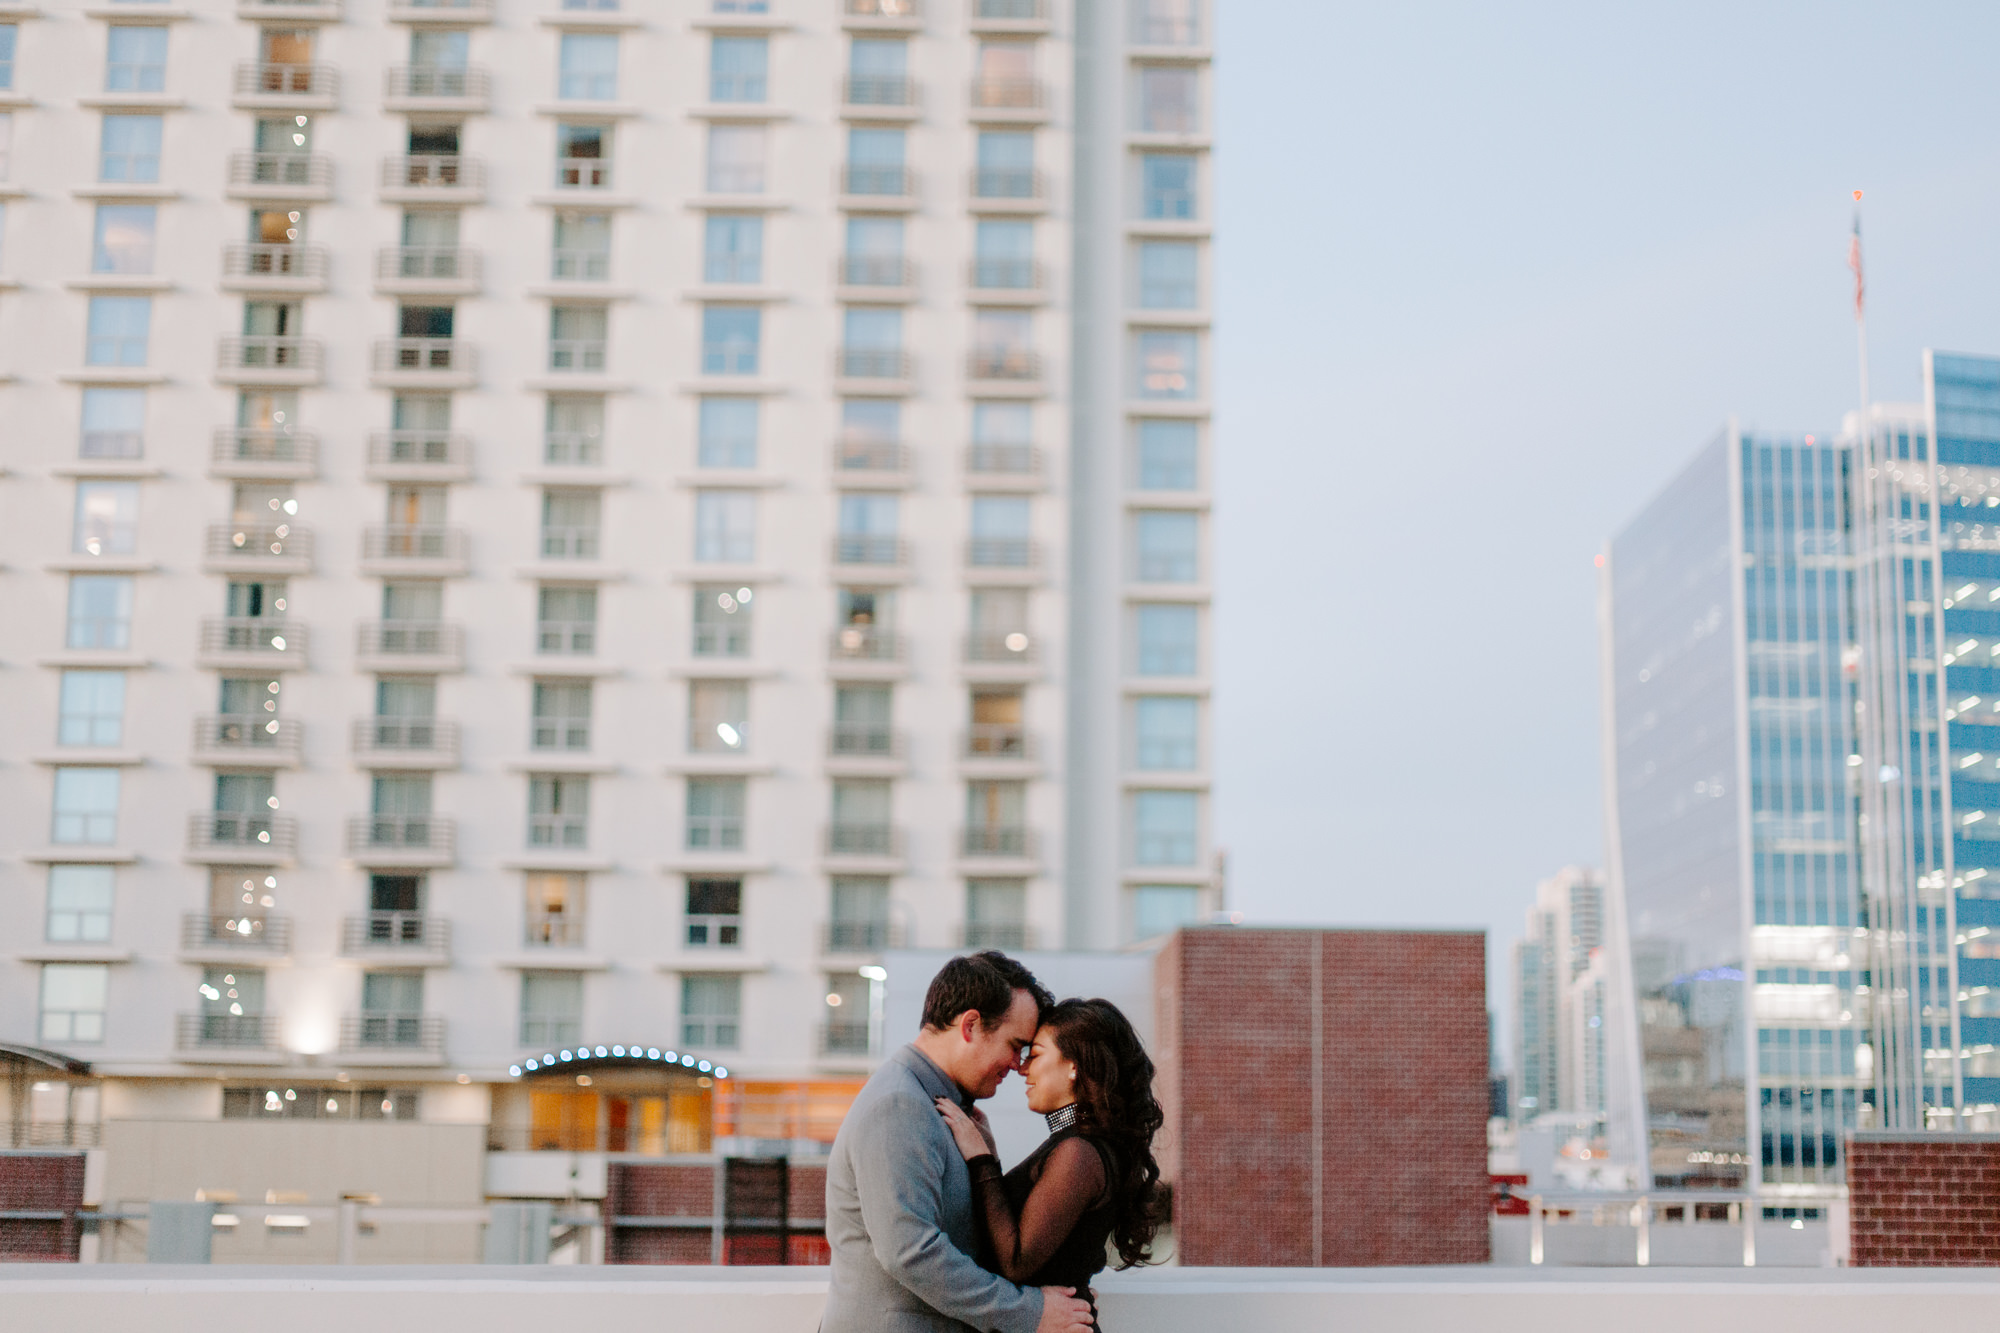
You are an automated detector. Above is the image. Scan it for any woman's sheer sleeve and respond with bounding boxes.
[966,1137,1107,1284]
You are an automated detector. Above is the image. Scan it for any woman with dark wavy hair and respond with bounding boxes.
[935,997,1163,1325]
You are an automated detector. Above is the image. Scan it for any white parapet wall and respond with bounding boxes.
[9,1266,2000,1333]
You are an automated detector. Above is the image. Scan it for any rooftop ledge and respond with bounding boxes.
[9,1265,2000,1331]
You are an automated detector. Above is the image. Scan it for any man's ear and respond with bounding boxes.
[957,1010,979,1044]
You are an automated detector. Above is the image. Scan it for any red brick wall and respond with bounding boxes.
[1848,1133,2000,1266]
[603,1160,831,1266]
[0,1153,86,1263]
[1157,928,1489,1267]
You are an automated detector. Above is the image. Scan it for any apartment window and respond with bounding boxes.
[47,866,115,943]
[379,579,436,626]
[72,481,141,557]
[78,388,145,461]
[969,587,1029,660]
[1134,695,1198,769]
[529,774,590,847]
[824,971,871,1052]
[1134,790,1199,865]
[0,113,13,180]
[840,307,903,378]
[829,876,890,951]
[974,130,1034,198]
[541,488,601,559]
[520,972,584,1046]
[692,490,756,564]
[397,212,461,273]
[680,974,740,1049]
[410,27,468,71]
[550,304,607,372]
[701,306,761,374]
[974,219,1034,289]
[1136,419,1198,489]
[842,215,905,287]
[845,126,906,194]
[830,778,892,852]
[100,115,163,183]
[1134,0,1201,44]
[52,768,120,845]
[106,25,167,92]
[86,296,151,366]
[67,575,134,649]
[360,972,424,1045]
[1135,510,1199,582]
[703,214,763,284]
[545,396,605,465]
[966,780,1027,856]
[558,33,618,100]
[965,878,1027,949]
[1140,153,1196,220]
[705,123,766,193]
[538,584,598,654]
[1133,884,1200,941]
[531,679,592,750]
[40,964,108,1044]
[552,211,611,280]
[1135,603,1198,675]
[525,872,586,946]
[686,778,745,851]
[971,309,1032,374]
[847,37,907,105]
[970,401,1032,473]
[686,877,743,948]
[689,679,748,752]
[709,35,767,102]
[698,397,758,467]
[556,123,609,188]
[260,113,315,156]
[837,493,899,564]
[838,399,900,468]
[0,24,13,89]
[58,671,125,747]
[1137,240,1198,309]
[1137,65,1197,133]
[370,773,430,839]
[1135,329,1199,399]
[92,204,157,275]
[969,688,1025,756]
[970,496,1031,567]
[693,584,752,657]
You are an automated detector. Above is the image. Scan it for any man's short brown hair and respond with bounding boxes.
[920,951,1054,1032]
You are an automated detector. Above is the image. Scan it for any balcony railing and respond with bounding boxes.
[822,919,903,952]
[549,339,607,372]
[841,164,914,197]
[967,442,1038,475]
[357,620,462,660]
[830,626,902,661]
[685,817,743,851]
[968,348,1040,381]
[685,913,741,948]
[971,77,1042,109]
[552,248,611,281]
[374,337,471,373]
[845,0,916,14]
[538,619,598,655]
[180,912,293,952]
[342,911,450,954]
[965,629,1034,662]
[819,1021,874,1057]
[557,157,612,189]
[826,823,900,856]
[213,428,318,469]
[960,922,1036,949]
[81,431,144,460]
[528,816,589,848]
[351,716,460,760]
[341,1012,445,1054]
[836,347,912,380]
[691,618,748,657]
[201,617,306,660]
[975,0,1043,15]
[347,814,456,858]
[539,525,601,559]
[836,440,909,472]
[525,913,585,947]
[972,167,1040,200]
[363,524,468,563]
[544,430,604,464]
[1134,11,1200,44]
[837,255,916,287]
[971,257,1039,290]
[844,75,915,107]
[377,246,479,283]
[964,723,1030,758]
[229,151,331,190]
[968,537,1034,568]
[235,61,337,97]
[218,337,323,373]
[206,522,312,563]
[193,713,303,760]
[829,723,899,758]
[382,154,484,190]
[223,243,329,281]
[389,0,493,15]
[834,534,906,566]
[368,430,470,469]
[385,64,490,100]
[962,825,1034,857]
[176,1012,283,1050]
[186,812,300,859]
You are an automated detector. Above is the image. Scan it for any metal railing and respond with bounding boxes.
[967,348,1040,380]
[818,1022,873,1056]
[386,64,489,99]
[389,0,492,14]
[836,347,912,380]
[544,430,604,464]
[201,617,305,659]
[968,537,1034,568]
[374,337,471,373]
[224,243,328,280]
[377,246,479,283]
[685,914,741,948]
[844,75,914,106]
[684,817,743,851]
[829,723,899,758]
[834,534,906,565]
[826,823,900,856]
[549,339,606,372]
[971,77,1042,109]
[357,620,461,660]
[186,812,300,858]
[691,620,749,657]
[822,920,903,952]
[363,524,468,562]
[537,619,597,655]
[206,522,312,563]
[830,626,902,661]
[964,630,1033,662]
[213,428,317,468]
[341,1012,445,1053]
[962,825,1034,857]
[967,442,1038,475]
[368,430,469,468]
[971,257,1039,289]
[836,440,909,472]
[540,525,601,559]
[972,167,1040,199]
[229,151,330,190]
[845,0,916,14]
[837,254,915,287]
[351,716,459,759]
[975,0,1043,15]
[557,157,612,188]
[346,814,455,856]
[193,713,303,758]
[960,922,1036,949]
[180,912,293,952]
[177,1012,283,1050]
[81,431,144,460]
[342,911,450,953]
[219,337,323,373]
[964,723,1030,758]
[528,816,589,848]
[235,61,337,97]
[525,914,585,947]
[552,248,611,281]
[840,164,915,196]
[382,154,484,189]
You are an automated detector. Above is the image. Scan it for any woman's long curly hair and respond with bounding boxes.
[1042,997,1164,1269]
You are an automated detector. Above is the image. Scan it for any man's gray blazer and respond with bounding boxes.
[821,1044,1043,1333]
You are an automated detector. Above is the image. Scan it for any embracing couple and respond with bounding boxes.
[821,950,1163,1333]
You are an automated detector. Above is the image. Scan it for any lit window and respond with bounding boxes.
[1134,329,1198,399]
[91,204,157,275]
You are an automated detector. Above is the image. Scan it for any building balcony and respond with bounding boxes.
[539,619,599,656]
[352,716,460,769]
[829,722,902,759]
[842,75,916,110]
[375,246,481,296]
[556,157,614,190]
[237,0,341,20]
[825,823,901,857]
[549,339,608,373]
[528,817,590,850]
[525,913,585,947]
[835,439,911,477]
[211,428,318,479]
[958,922,1039,949]
[818,1021,875,1058]
[232,60,339,109]
[384,63,491,111]
[361,524,469,575]
[356,620,464,672]
[969,77,1044,114]
[80,430,144,461]
[971,257,1041,293]
[964,629,1035,663]
[216,336,324,386]
[346,814,456,866]
[226,151,332,202]
[191,714,303,767]
[967,348,1041,383]
[387,0,493,22]
[220,243,329,294]
[380,154,486,202]
[339,1012,446,1059]
[966,442,1040,480]
[964,724,1032,759]
[836,254,917,292]
[204,522,314,574]
[961,825,1036,859]
[843,0,919,25]
[839,164,916,203]
[371,337,475,386]
[684,817,743,853]
[830,626,903,664]
[834,534,907,567]
[821,920,905,954]
[971,167,1043,206]
[971,0,1046,25]
[186,812,300,864]
[179,912,293,955]
[199,617,307,669]
[967,537,1036,569]
[835,347,913,384]
[342,911,451,958]
[367,430,473,480]
[175,1012,284,1054]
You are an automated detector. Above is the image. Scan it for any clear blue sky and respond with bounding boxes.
[1210,0,2000,1052]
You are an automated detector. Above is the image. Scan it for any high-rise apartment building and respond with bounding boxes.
[0,0,1216,1220]
[1511,865,1604,1122]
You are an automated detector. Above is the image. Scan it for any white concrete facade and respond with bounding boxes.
[0,0,1214,1137]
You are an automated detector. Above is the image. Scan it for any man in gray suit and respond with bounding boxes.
[822,951,1095,1333]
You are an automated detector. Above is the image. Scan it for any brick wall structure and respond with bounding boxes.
[0,1152,87,1262]
[603,1159,828,1265]
[1155,927,1489,1267]
[1847,1131,2000,1266]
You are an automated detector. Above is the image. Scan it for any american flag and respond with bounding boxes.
[1848,211,1865,320]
